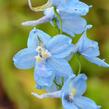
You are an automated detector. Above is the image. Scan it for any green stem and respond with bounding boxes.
[53,18,60,33]
[53,6,62,34]
[76,54,81,75]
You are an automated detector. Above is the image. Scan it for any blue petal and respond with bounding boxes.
[53,0,90,16]
[61,76,77,109]
[76,31,109,67]
[27,28,39,48]
[13,48,37,69]
[62,74,87,96]
[47,58,74,77]
[46,35,73,58]
[72,74,87,96]
[46,83,58,92]
[34,61,55,88]
[28,28,51,48]
[44,7,55,18]
[36,29,51,46]
[76,31,100,57]
[85,56,109,67]
[65,53,74,61]
[74,96,101,109]
[53,45,73,59]
[59,13,87,36]
[62,97,78,109]
[36,82,57,92]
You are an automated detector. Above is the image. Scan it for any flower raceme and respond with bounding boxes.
[13,28,74,89]
[13,0,109,109]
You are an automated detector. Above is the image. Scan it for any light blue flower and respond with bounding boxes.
[13,28,74,88]
[22,7,87,36]
[32,74,100,109]
[51,0,91,16]
[61,74,101,109]
[22,0,89,36]
[75,26,109,67]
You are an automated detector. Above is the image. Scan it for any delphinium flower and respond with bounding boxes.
[22,0,91,36]
[32,74,101,109]
[13,28,74,89]
[12,0,109,109]
[74,25,109,67]
[61,74,100,109]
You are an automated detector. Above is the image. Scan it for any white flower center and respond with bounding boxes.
[35,46,51,62]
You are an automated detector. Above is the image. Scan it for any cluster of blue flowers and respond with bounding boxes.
[13,0,109,109]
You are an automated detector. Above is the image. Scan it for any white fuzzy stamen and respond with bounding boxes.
[35,46,51,62]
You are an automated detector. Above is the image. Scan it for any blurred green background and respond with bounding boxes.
[0,0,109,109]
